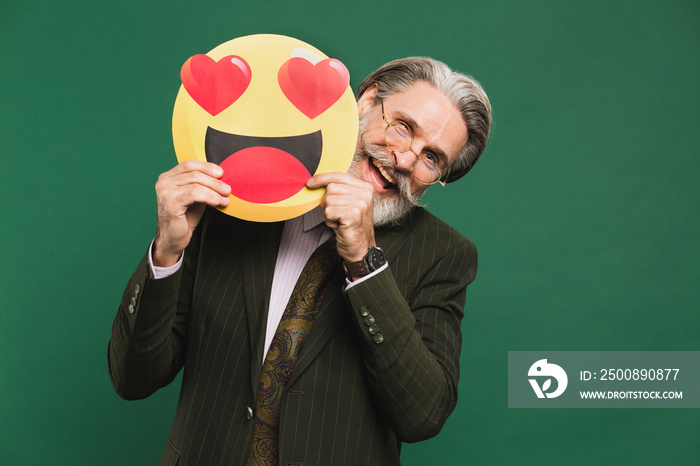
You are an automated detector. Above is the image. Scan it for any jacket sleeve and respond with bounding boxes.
[344,233,477,442]
[108,228,201,400]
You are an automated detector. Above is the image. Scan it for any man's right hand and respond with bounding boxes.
[152,160,231,267]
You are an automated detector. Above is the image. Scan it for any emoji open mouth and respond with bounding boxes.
[205,127,323,204]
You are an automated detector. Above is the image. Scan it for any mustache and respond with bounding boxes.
[356,133,424,207]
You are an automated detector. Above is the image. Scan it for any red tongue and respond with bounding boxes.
[219,146,311,203]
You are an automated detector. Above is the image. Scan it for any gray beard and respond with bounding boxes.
[347,126,426,227]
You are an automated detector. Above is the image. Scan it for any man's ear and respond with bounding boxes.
[357,83,379,117]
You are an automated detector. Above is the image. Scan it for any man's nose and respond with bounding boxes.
[392,148,418,172]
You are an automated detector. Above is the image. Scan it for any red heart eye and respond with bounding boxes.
[278,57,350,119]
[181,54,252,116]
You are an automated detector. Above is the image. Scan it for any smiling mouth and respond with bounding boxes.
[371,158,396,188]
[205,127,323,204]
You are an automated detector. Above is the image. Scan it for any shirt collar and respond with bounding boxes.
[301,205,326,232]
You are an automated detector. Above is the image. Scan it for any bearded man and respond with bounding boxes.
[109,56,492,466]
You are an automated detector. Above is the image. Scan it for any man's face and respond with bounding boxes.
[349,81,468,225]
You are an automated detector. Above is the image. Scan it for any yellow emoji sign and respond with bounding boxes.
[172,34,358,222]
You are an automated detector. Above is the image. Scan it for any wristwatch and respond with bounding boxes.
[344,246,386,278]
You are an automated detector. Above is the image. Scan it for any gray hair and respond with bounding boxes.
[357,57,492,182]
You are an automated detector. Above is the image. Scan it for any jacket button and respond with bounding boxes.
[128,304,135,314]
[360,306,369,317]
[373,334,384,344]
[363,315,375,326]
[134,283,141,295]
[368,324,380,335]
[246,406,254,420]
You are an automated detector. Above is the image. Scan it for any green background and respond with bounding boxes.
[2,0,699,464]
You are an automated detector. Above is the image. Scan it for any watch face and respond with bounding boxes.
[367,247,386,271]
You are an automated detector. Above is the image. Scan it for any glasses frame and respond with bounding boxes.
[380,98,446,186]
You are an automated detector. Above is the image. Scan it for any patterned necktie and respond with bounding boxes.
[246,236,339,466]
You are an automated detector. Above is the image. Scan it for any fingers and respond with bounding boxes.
[159,184,229,218]
[308,171,375,220]
[168,159,223,178]
[317,177,374,227]
[321,192,373,224]
[153,160,231,266]
[160,176,231,208]
[158,160,230,198]
[156,160,231,210]
[309,172,376,263]
[306,171,369,190]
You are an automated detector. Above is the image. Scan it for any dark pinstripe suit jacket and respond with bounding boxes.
[109,206,477,466]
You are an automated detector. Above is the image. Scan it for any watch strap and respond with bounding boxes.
[344,259,371,277]
[344,246,385,278]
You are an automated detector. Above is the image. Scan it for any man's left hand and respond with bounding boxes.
[306,172,375,264]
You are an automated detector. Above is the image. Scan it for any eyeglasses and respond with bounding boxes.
[381,98,446,186]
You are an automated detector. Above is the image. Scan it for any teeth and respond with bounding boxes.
[372,159,395,184]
